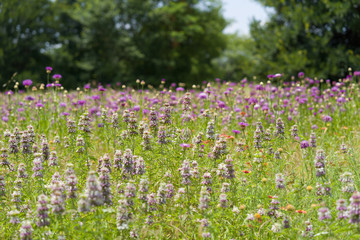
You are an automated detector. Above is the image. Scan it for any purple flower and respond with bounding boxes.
[84,84,90,89]
[180,143,191,148]
[322,115,332,122]
[46,66,53,72]
[133,106,140,112]
[22,79,33,86]
[25,96,35,101]
[232,130,241,134]
[176,87,184,92]
[238,122,249,130]
[354,71,360,76]
[98,86,106,92]
[46,83,54,88]
[300,140,310,149]
[52,74,62,80]
[92,95,100,100]
[199,93,207,99]
[36,103,44,108]
[298,72,304,78]
[218,101,226,108]
[311,125,318,130]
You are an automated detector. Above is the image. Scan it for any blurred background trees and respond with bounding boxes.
[1,0,360,89]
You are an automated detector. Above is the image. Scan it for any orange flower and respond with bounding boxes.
[296,210,307,214]
[342,126,348,130]
[268,195,274,199]
[254,213,261,220]
[242,170,251,174]
[202,140,210,144]
[240,111,246,116]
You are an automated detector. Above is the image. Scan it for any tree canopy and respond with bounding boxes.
[247,0,360,79]
[0,0,227,89]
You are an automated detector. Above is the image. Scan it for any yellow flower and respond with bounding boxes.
[254,213,261,220]
[286,204,295,212]
[306,186,313,191]
[261,178,267,183]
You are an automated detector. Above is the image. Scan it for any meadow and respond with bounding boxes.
[1,70,360,239]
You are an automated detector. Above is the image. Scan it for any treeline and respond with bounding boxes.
[1,0,360,89]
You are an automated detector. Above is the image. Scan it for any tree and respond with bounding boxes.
[247,0,360,79]
[0,0,57,88]
[0,0,228,89]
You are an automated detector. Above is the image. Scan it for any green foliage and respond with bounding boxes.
[0,0,227,89]
[248,0,360,79]
[0,0,56,86]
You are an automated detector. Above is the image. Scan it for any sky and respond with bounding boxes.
[222,0,271,35]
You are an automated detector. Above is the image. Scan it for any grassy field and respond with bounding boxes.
[1,74,360,239]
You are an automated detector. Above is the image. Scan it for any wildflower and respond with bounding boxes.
[290,125,299,140]
[117,195,131,230]
[314,149,326,177]
[283,217,291,228]
[301,220,313,237]
[271,223,282,233]
[99,167,112,205]
[138,177,149,202]
[336,199,348,219]
[124,180,136,206]
[52,74,62,80]
[156,182,167,204]
[300,140,309,149]
[0,175,5,197]
[218,193,228,208]
[275,118,285,137]
[275,173,285,189]
[322,115,332,122]
[22,79,33,87]
[318,207,331,221]
[141,130,152,150]
[113,150,123,171]
[84,171,103,207]
[122,149,135,178]
[36,194,50,227]
[206,120,215,140]
[253,126,262,149]
[348,191,360,224]
[157,126,168,144]
[78,193,90,212]
[199,186,210,210]
[179,160,191,185]
[339,172,355,193]
[32,153,43,178]
[7,207,20,224]
[19,220,33,240]
[49,151,58,166]
[50,186,65,214]
[65,164,78,199]
[238,122,249,130]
